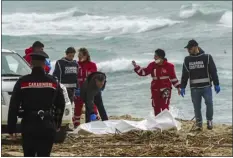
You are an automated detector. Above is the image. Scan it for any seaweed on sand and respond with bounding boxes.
[1,115,232,157]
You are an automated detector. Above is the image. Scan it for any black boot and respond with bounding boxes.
[192,121,203,131]
[207,120,213,130]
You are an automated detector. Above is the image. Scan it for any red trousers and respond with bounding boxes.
[151,89,171,116]
[73,96,99,127]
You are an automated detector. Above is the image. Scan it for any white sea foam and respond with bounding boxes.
[2,8,181,36]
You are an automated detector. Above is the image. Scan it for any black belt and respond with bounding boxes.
[21,110,54,120]
[32,110,52,120]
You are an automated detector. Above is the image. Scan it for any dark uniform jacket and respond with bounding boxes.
[80,72,106,114]
[53,57,78,89]
[7,67,65,134]
[181,49,219,89]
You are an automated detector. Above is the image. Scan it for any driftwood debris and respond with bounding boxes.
[1,115,232,157]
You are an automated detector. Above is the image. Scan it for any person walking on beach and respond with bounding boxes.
[24,41,52,73]
[80,71,107,123]
[180,39,220,130]
[7,51,65,157]
[73,48,102,127]
[132,49,181,116]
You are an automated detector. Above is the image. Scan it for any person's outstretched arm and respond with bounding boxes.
[132,61,153,76]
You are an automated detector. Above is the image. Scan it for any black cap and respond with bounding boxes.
[184,39,198,49]
[30,51,49,60]
[155,49,165,59]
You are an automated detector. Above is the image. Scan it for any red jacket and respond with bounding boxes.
[23,47,51,73]
[77,61,97,87]
[134,59,180,91]
[24,47,33,64]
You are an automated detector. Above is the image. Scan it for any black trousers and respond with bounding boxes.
[67,88,75,103]
[85,91,108,123]
[22,129,55,157]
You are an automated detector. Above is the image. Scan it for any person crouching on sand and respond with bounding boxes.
[73,48,108,128]
[80,72,107,123]
[132,49,181,116]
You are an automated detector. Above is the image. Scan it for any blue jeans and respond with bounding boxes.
[191,86,213,126]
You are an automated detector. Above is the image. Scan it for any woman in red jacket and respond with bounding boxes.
[132,49,181,116]
[73,48,99,127]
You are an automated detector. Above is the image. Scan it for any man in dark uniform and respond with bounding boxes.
[53,47,78,104]
[7,51,65,157]
[180,39,220,130]
[80,72,108,123]
[53,47,78,127]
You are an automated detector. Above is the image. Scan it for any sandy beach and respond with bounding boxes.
[2,114,232,157]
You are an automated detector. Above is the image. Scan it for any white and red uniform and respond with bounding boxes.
[134,59,180,116]
[73,61,99,127]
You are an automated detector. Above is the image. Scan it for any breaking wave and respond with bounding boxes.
[2,8,181,36]
[179,4,228,22]
[49,58,150,74]
[50,57,232,75]
[219,11,232,28]
[97,58,150,73]
[50,58,184,74]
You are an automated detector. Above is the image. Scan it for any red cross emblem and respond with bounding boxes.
[162,68,167,74]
